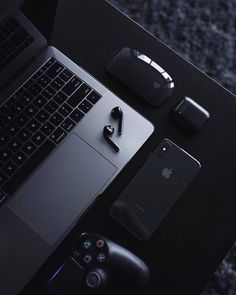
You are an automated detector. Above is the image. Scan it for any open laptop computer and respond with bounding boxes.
[0,1,154,294]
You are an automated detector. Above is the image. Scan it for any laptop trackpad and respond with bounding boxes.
[8,134,117,245]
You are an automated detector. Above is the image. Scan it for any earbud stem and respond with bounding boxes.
[108,137,120,152]
[118,119,122,136]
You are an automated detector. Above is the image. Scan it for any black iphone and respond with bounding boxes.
[110,139,201,241]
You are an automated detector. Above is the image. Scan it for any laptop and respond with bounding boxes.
[0,0,154,294]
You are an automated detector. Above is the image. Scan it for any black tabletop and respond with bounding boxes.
[22,0,236,294]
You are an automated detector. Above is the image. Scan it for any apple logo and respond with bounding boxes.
[161,168,173,179]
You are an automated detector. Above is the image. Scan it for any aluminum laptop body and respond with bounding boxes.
[0,3,154,294]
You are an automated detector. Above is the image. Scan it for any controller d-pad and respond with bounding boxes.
[97,253,106,263]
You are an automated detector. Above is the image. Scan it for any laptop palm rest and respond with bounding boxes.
[8,133,117,245]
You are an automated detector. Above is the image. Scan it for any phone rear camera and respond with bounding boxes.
[156,141,171,157]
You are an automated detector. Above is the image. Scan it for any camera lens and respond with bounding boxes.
[162,141,171,151]
[156,141,171,157]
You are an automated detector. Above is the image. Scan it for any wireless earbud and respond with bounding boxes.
[111,107,123,135]
[103,125,120,152]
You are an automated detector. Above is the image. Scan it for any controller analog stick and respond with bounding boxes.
[85,268,108,292]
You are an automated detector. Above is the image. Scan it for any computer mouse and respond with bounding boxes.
[105,47,174,106]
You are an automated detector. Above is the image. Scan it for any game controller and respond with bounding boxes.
[71,233,150,293]
[43,233,149,294]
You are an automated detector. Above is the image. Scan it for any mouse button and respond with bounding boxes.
[162,71,173,82]
[150,61,165,73]
[168,82,175,89]
[136,52,151,64]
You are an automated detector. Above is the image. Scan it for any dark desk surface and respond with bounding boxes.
[22,0,236,294]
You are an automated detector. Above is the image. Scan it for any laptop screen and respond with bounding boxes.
[0,0,25,20]
[0,0,58,41]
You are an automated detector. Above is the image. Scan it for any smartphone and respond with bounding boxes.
[109,139,201,241]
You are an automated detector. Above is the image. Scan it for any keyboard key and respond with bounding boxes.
[70,109,84,123]
[49,112,64,126]
[37,74,51,88]
[58,103,73,117]
[59,69,73,82]
[5,18,20,32]
[28,83,42,96]
[77,83,91,97]
[2,110,15,124]
[33,95,47,109]
[16,114,29,127]
[36,65,47,77]
[8,138,21,153]
[31,131,46,146]
[36,109,50,123]
[12,151,27,166]
[17,129,32,143]
[45,58,55,68]
[40,122,55,137]
[20,92,34,105]
[54,91,67,104]
[22,141,37,156]
[61,118,76,132]
[45,100,59,114]
[78,99,93,113]
[10,101,24,115]
[2,139,56,195]
[87,91,102,104]
[5,123,19,137]
[24,104,38,117]
[62,76,82,96]
[26,119,41,133]
[0,147,13,163]
[2,40,14,55]
[28,74,39,85]
[3,161,17,176]
[67,84,91,108]
[0,133,9,148]
[42,86,56,100]
[11,28,28,46]
[50,127,67,144]
[51,77,65,91]
[0,172,7,186]
[46,62,64,79]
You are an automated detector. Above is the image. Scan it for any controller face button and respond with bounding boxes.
[96,239,105,248]
[83,240,92,249]
[83,255,93,264]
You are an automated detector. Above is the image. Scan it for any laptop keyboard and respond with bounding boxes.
[0,15,34,73]
[0,57,101,199]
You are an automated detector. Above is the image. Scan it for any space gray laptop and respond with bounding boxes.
[0,1,154,294]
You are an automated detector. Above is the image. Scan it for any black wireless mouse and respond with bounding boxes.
[105,47,174,106]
